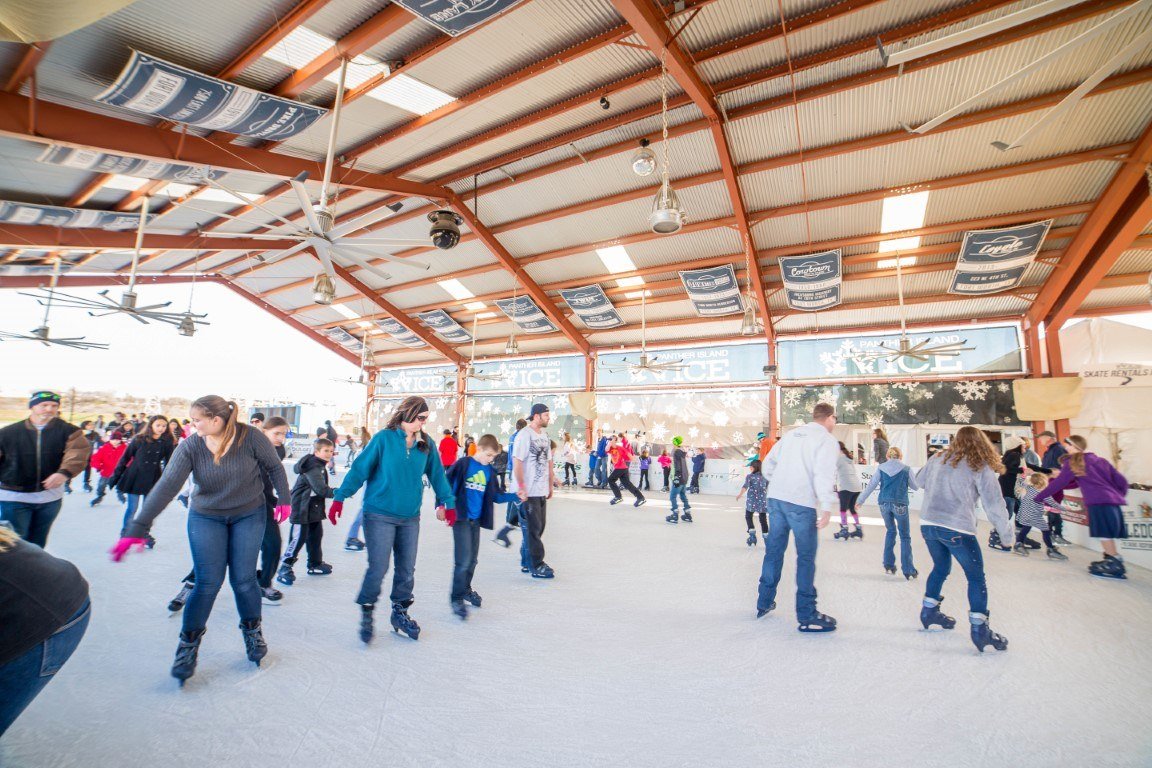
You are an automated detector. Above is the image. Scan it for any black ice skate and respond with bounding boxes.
[1023,536,1042,550]
[634,498,646,508]
[171,629,205,685]
[1012,542,1030,557]
[904,569,919,580]
[1046,547,1068,561]
[451,599,468,620]
[262,587,283,604]
[920,598,955,630]
[344,538,365,551]
[1053,534,1070,546]
[746,530,757,547]
[1089,555,1126,579]
[884,565,897,575]
[530,563,556,579]
[756,601,776,619]
[987,530,1011,551]
[240,619,268,665]
[168,580,194,613]
[666,512,679,524]
[849,525,863,540]
[390,602,421,640]
[464,590,482,608]
[970,613,1008,652]
[833,525,850,541]
[798,613,837,633]
[359,604,375,644]
[494,526,513,547]
[681,510,693,523]
[276,564,295,586]
[307,562,333,575]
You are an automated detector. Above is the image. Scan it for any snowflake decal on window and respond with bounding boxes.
[908,408,917,416]
[783,389,802,407]
[868,384,889,396]
[650,423,669,442]
[720,390,744,408]
[730,431,745,444]
[864,412,885,429]
[499,419,512,433]
[997,382,1011,393]
[892,382,920,392]
[840,400,860,413]
[950,403,973,423]
[712,411,730,427]
[481,400,494,413]
[880,395,898,411]
[688,426,700,438]
[710,441,719,450]
[922,391,935,400]
[636,408,648,419]
[954,380,990,401]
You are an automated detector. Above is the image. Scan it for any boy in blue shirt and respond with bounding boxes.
[441,434,518,619]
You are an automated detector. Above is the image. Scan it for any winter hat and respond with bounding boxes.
[672,436,683,447]
[110,430,125,441]
[1003,435,1023,452]
[29,390,61,408]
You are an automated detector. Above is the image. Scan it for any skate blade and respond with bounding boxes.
[1089,571,1127,580]
[797,624,837,633]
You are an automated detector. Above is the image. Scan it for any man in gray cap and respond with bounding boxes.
[0,391,91,547]
[511,403,556,578]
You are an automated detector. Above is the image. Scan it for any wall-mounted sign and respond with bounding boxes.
[392,0,528,36]
[679,264,745,316]
[96,51,328,141]
[558,284,624,329]
[596,342,770,388]
[949,220,1052,295]
[377,364,457,395]
[494,296,557,334]
[1080,363,1152,388]
[37,145,224,184]
[776,325,1023,381]
[465,355,586,392]
[0,200,153,230]
[374,318,426,348]
[416,309,471,343]
[778,249,842,311]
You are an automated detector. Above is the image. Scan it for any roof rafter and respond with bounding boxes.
[3,41,51,93]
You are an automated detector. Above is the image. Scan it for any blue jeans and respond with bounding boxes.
[0,599,90,737]
[0,499,62,548]
[347,508,365,540]
[880,502,915,575]
[921,524,987,615]
[757,499,819,620]
[120,494,145,535]
[183,507,266,633]
[669,481,690,512]
[451,518,481,601]
[585,455,598,484]
[356,514,419,606]
[1004,496,1019,520]
[594,458,607,486]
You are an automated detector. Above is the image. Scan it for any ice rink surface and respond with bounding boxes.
[5,480,1152,768]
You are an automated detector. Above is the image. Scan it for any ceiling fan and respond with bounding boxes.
[863,258,974,363]
[4,259,109,350]
[464,315,504,382]
[598,290,686,373]
[331,342,374,386]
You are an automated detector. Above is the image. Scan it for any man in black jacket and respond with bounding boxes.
[0,391,91,547]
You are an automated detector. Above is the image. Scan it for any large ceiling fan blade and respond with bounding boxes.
[336,236,429,248]
[197,230,308,242]
[289,175,325,235]
[258,240,312,266]
[205,177,304,233]
[311,241,337,279]
[336,242,431,271]
[331,245,391,282]
[328,201,406,240]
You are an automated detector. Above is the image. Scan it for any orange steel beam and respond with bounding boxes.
[1072,303,1152,318]
[0,224,295,251]
[4,42,51,93]
[1027,118,1152,327]
[219,0,333,81]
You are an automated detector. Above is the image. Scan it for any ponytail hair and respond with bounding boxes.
[191,395,243,465]
[1062,434,1089,476]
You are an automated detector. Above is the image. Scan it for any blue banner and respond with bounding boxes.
[950,220,1053,295]
[37,145,224,183]
[374,318,426,348]
[776,325,1023,380]
[558,284,624,329]
[96,51,328,141]
[322,327,363,352]
[679,265,745,316]
[465,355,586,392]
[596,342,770,388]
[377,364,457,395]
[417,309,471,343]
[0,200,153,230]
[494,296,557,334]
[393,0,529,36]
[778,249,842,311]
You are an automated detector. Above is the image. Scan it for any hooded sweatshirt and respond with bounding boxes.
[290,453,334,524]
[1034,452,1128,507]
[859,459,919,506]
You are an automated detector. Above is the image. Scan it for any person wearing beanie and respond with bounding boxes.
[0,391,92,547]
[88,431,127,507]
[666,436,693,524]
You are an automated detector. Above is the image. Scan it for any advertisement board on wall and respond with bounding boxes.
[597,343,770,388]
[376,364,457,395]
[465,355,586,392]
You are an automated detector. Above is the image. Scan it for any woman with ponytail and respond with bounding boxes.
[330,396,454,643]
[110,415,174,549]
[1035,435,1130,579]
[110,396,290,685]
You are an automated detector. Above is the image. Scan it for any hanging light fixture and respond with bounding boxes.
[739,244,763,336]
[649,49,685,235]
[6,259,109,350]
[176,250,210,337]
[631,139,656,177]
[505,276,520,356]
[312,272,336,305]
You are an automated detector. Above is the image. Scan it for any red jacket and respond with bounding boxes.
[438,437,459,467]
[90,442,127,478]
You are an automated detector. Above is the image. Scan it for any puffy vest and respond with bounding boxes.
[0,419,81,492]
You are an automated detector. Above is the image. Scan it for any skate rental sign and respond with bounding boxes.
[949,220,1053,295]
[376,365,456,395]
[0,200,154,230]
[37,145,225,184]
[96,51,327,140]
[465,355,586,392]
[596,342,770,388]
[393,0,529,36]
[679,264,745,316]
[778,249,843,311]
[776,325,1023,380]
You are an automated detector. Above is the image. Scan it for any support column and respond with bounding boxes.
[455,364,467,435]
[1044,323,1071,441]
[365,369,378,428]
[584,355,596,449]
[1022,323,1045,436]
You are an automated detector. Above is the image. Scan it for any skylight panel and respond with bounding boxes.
[616,276,645,288]
[263,27,334,70]
[464,301,487,311]
[877,191,930,256]
[438,278,474,300]
[103,174,150,191]
[366,74,456,115]
[332,304,360,321]
[596,245,637,274]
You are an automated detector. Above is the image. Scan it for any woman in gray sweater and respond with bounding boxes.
[915,426,1014,653]
[112,395,290,684]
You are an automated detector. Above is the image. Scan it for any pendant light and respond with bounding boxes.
[631,139,656,177]
[649,49,685,235]
[505,275,520,356]
[739,244,763,336]
[312,272,336,305]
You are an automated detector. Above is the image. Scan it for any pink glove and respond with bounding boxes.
[328,500,344,526]
[110,537,147,562]
[273,505,291,524]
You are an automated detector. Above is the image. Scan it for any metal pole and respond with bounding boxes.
[319,58,349,211]
[127,196,149,293]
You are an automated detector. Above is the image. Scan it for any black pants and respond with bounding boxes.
[1047,511,1064,537]
[662,467,670,489]
[639,468,650,490]
[608,468,644,501]
[257,506,282,589]
[563,463,577,484]
[838,490,860,515]
[689,470,702,492]
[1017,525,1053,548]
[82,464,93,487]
[451,518,481,601]
[282,521,324,568]
[523,497,547,569]
[745,510,769,533]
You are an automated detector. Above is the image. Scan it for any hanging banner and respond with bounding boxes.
[597,342,770,388]
[322,327,363,352]
[778,249,842,311]
[949,220,1052,295]
[37,145,224,183]
[95,51,328,141]
[0,200,153,230]
[558,284,624,329]
[679,265,745,317]
[417,309,471,343]
[776,325,1023,381]
[780,379,1026,427]
[392,0,528,36]
[377,364,456,395]
[494,296,557,334]
[1079,364,1152,389]
[465,355,587,392]
[374,318,426,348]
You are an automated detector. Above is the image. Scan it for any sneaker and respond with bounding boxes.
[307,562,333,575]
[261,587,283,604]
[344,538,365,551]
[530,564,555,579]
[634,498,647,508]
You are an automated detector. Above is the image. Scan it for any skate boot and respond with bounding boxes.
[359,604,375,644]
[464,590,482,608]
[849,525,864,540]
[1046,547,1068,561]
[146,535,157,550]
[904,569,919,580]
[634,497,647,508]
[833,525,850,541]
[756,601,776,619]
[884,565,897,575]
[746,529,757,547]
[920,597,956,630]
[344,538,365,551]
[494,526,512,547]
[83,482,92,492]
[1053,534,1070,546]
[390,602,421,640]
[261,586,283,604]
[681,509,693,523]
[1023,536,1042,550]
[171,629,205,685]
[168,580,194,613]
[89,495,103,507]
[798,613,837,633]
[1012,542,1030,557]
[276,564,295,586]
[609,497,622,506]
[970,612,1008,652]
[450,599,468,620]
[240,619,268,665]
[987,530,1011,551]
[306,562,333,575]
[666,511,679,524]
[530,563,556,579]
[1089,555,1127,579]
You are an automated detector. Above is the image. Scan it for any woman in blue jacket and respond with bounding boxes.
[859,445,920,579]
[330,397,454,643]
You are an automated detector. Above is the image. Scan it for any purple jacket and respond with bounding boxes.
[1034,453,1128,507]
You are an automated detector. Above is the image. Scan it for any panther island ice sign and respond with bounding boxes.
[393,0,529,36]
[778,250,842,311]
[949,220,1052,295]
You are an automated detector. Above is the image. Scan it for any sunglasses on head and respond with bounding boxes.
[34,392,61,402]
[413,414,429,422]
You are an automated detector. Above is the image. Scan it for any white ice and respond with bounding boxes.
[4,483,1152,767]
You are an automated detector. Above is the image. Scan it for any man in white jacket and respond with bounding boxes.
[756,402,840,632]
